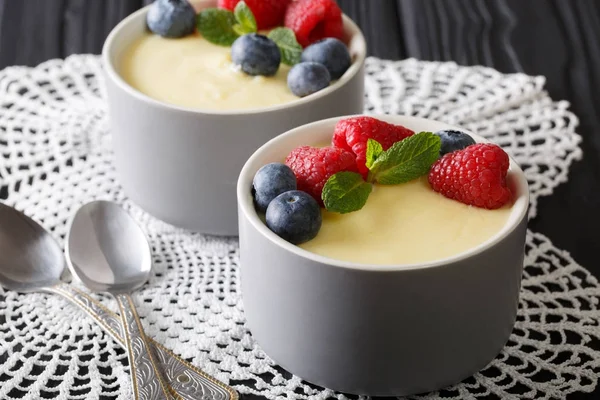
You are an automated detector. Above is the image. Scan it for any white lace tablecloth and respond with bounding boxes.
[0,55,598,400]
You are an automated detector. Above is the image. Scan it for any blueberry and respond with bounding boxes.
[252,163,297,213]
[435,130,476,156]
[266,190,322,245]
[287,62,331,97]
[231,34,281,76]
[147,0,196,38]
[301,38,351,80]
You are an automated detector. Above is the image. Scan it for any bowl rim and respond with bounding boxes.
[237,114,530,272]
[101,2,367,116]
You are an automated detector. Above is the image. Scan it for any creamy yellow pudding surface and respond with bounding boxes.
[120,33,297,110]
[300,177,512,265]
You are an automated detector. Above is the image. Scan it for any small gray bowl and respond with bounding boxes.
[237,114,529,396]
[102,0,366,235]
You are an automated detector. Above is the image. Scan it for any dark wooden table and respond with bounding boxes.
[0,1,598,399]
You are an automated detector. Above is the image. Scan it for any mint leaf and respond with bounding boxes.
[370,132,441,185]
[268,27,302,65]
[232,24,251,36]
[197,8,239,46]
[365,139,383,171]
[322,172,372,214]
[233,1,257,35]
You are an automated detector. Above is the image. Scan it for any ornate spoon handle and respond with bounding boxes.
[115,292,172,400]
[48,283,238,400]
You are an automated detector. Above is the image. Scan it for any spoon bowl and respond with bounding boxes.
[66,200,152,293]
[0,202,64,291]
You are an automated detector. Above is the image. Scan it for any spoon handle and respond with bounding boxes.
[115,293,172,400]
[47,284,237,400]
[46,283,238,400]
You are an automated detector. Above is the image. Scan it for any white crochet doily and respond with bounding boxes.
[0,55,597,400]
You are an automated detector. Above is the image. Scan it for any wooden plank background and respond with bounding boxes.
[0,1,598,399]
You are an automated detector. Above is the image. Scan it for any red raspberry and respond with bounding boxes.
[218,0,290,30]
[332,117,415,177]
[428,143,512,209]
[284,0,344,47]
[285,146,359,205]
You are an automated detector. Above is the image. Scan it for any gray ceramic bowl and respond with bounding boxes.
[102,0,366,235]
[237,114,529,396]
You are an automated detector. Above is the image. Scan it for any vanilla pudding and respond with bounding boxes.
[120,33,297,110]
[300,176,512,265]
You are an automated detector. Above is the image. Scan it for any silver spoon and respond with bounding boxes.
[65,200,171,400]
[0,202,237,399]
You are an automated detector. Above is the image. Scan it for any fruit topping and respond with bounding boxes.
[428,143,512,209]
[252,163,297,213]
[323,133,441,213]
[332,117,415,177]
[198,2,304,72]
[284,0,344,47]
[266,190,322,244]
[287,62,331,97]
[168,0,350,93]
[253,117,512,245]
[285,146,358,205]
[435,129,476,156]
[231,33,281,76]
[301,38,351,80]
[147,0,197,38]
[218,0,290,30]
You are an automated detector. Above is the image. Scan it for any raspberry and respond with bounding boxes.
[428,143,512,209]
[218,0,290,30]
[285,146,359,205]
[332,117,414,177]
[284,0,344,47]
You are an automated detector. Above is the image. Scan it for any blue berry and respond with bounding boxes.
[266,190,322,245]
[435,130,476,156]
[287,62,331,97]
[301,38,351,80]
[253,163,297,213]
[231,34,281,76]
[147,0,196,38]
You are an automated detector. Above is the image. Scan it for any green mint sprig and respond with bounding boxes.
[197,8,239,46]
[322,171,372,214]
[197,1,302,65]
[369,132,442,184]
[268,28,303,65]
[233,1,257,36]
[365,138,383,170]
[322,132,441,214]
